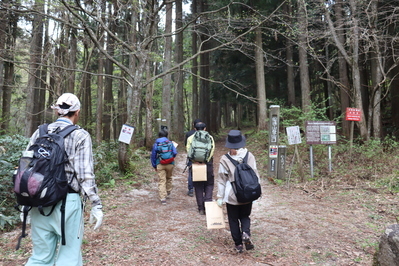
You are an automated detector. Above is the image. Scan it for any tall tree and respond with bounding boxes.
[95,1,106,143]
[161,0,173,132]
[191,0,199,124]
[25,0,45,137]
[368,0,382,139]
[255,26,267,131]
[285,0,296,107]
[324,0,368,139]
[173,0,184,140]
[1,2,18,132]
[297,0,311,113]
[199,0,211,129]
[334,0,351,138]
[103,2,116,140]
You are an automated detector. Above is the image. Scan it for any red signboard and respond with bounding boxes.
[345,107,362,121]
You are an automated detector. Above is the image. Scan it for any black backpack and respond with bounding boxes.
[225,152,262,203]
[13,123,77,250]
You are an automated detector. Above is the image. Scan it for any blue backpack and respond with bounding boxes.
[157,140,175,164]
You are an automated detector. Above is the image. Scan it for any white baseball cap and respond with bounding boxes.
[51,93,81,116]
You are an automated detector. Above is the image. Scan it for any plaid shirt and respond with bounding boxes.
[28,120,102,206]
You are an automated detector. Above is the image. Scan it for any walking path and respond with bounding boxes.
[1,140,383,265]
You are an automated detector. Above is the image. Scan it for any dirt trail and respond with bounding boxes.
[1,140,391,265]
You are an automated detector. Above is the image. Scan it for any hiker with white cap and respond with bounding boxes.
[217,130,260,253]
[24,93,103,266]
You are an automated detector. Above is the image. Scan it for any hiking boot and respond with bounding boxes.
[199,209,205,215]
[235,244,244,253]
[242,232,254,250]
[161,199,167,205]
[187,189,194,197]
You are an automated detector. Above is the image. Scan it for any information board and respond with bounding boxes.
[118,124,135,144]
[305,121,336,145]
[345,107,362,121]
[286,126,302,145]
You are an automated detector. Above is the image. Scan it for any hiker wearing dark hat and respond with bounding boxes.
[217,130,260,253]
[186,122,215,215]
[184,119,202,197]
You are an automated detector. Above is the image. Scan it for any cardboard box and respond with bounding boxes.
[192,163,207,182]
[205,201,226,229]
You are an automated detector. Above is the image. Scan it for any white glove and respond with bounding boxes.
[89,205,103,230]
[217,198,223,208]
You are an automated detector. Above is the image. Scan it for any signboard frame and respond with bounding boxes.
[345,107,362,121]
[286,126,302,145]
[118,124,135,144]
[305,121,337,145]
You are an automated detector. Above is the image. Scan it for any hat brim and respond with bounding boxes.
[225,136,246,149]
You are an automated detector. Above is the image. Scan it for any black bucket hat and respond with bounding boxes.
[225,130,246,149]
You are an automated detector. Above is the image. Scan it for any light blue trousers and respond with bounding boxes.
[26,193,83,266]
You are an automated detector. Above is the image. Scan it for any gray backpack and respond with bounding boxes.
[188,131,212,163]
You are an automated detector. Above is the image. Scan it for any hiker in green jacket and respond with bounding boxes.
[186,122,215,215]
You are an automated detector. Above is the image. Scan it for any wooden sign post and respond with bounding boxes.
[268,105,280,179]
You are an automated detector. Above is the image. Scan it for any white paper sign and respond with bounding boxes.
[286,126,302,145]
[118,124,134,144]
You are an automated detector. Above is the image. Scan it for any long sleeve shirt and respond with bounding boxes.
[28,119,101,206]
[217,148,259,205]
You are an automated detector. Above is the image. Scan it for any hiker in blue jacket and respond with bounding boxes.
[151,130,178,205]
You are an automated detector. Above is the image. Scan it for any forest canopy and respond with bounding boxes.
[1,0,399,147]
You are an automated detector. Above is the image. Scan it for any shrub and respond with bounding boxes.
[0,134,29,230]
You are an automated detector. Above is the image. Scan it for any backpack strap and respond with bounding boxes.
[225,153,238,166]
[38,124,49,137]
[15,205,31,250]
[225,151,249,166]
[53,125,76,245]
[57,124,78,138]
[60,197,67,245]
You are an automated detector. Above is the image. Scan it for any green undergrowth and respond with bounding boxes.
[241,126,399,194]
[0,138,152,232]
[2,124,399,233]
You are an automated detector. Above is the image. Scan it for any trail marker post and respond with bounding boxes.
[268,105,280,179]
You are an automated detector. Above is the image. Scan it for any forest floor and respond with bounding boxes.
[1,136,398,265]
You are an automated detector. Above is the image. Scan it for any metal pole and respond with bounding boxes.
[349,121,354,160]
[309,144,314,178]
[328,145,332,172]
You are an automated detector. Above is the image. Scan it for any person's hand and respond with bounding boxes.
[217,198,223,208]
[89,205,103,230]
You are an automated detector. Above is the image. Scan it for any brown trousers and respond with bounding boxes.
[156,163,174,200]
